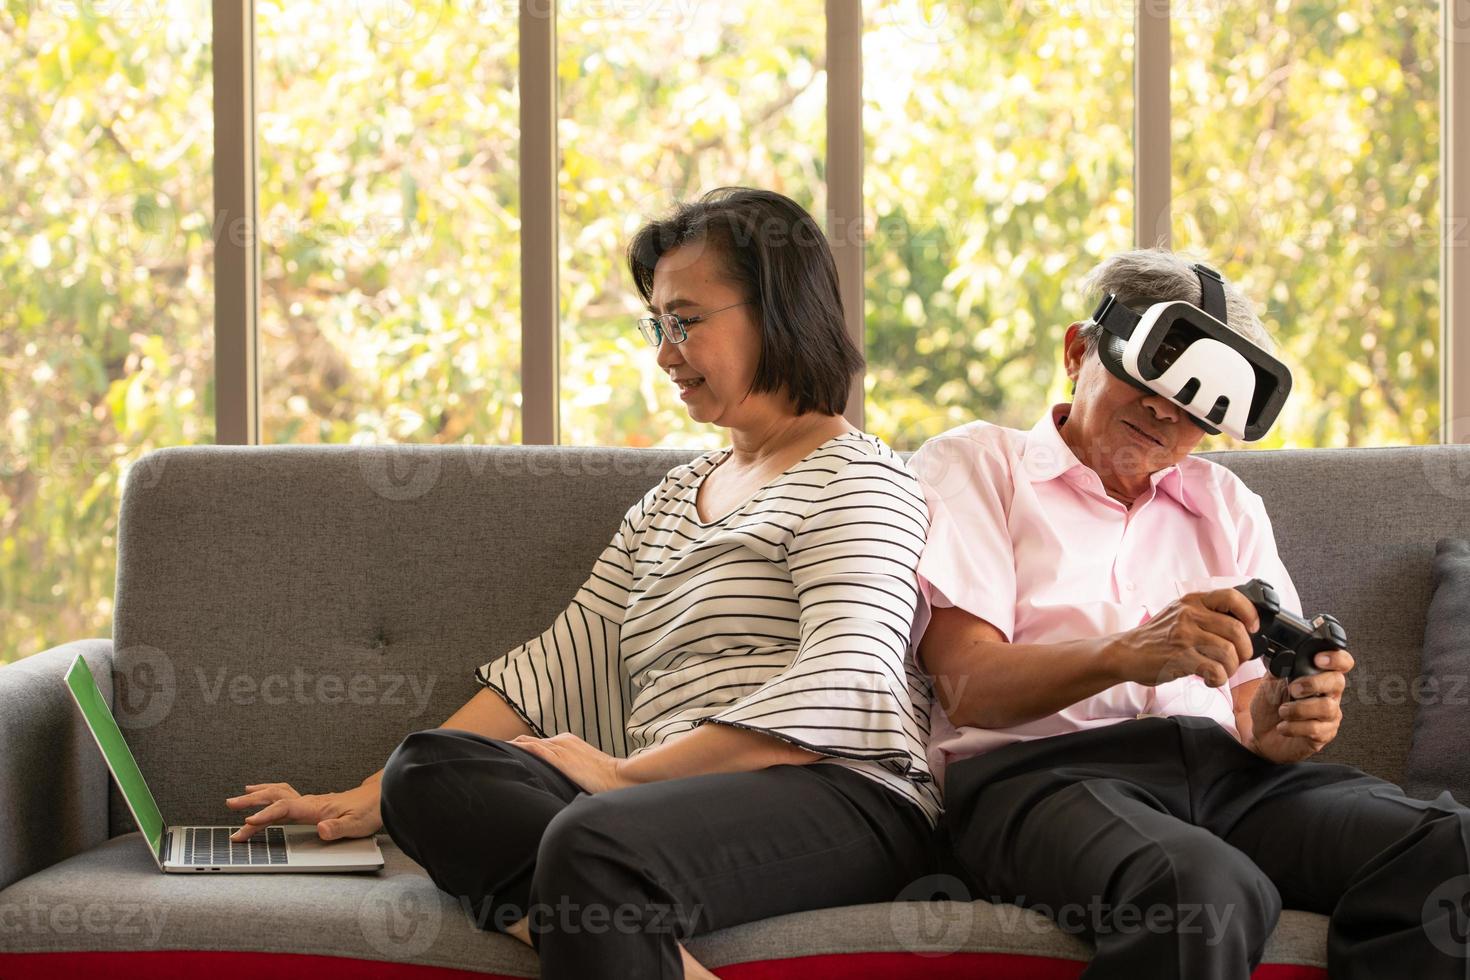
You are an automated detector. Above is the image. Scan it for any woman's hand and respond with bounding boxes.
[509,733,639,794]
[225,781,382,842]
[1247,648,1356,764]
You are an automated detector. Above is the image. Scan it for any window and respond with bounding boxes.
[1172,0,1441,447]
[2,2,213,664]
[556,1,826,448]
[862,0,1135,449]
[257,0,522,444]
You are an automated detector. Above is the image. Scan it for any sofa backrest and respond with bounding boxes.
[108,443,1469,833]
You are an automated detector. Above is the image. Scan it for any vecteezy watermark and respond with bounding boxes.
[0,896,169,945]
[358,874,445,958]
[349,0,704,45]
[889,874,976,955]
[0,438,167,489]
[193,664,438,715]
[39,0,165,29]
[1423,874,1470,958]
[114,647,440,729]
[989,895,1240,945]
[1346,667,1470,709]
[880,0,1230,46]
[357,443,683,501]
[460,894,705,938]
[1165,182,1466,257]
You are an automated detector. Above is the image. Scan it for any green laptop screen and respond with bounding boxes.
[64,654,165,858]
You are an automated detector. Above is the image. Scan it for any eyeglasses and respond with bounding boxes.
[636,301,750,347]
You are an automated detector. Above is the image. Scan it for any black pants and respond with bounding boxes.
[939,715,1470,979]
[377,728,937,979]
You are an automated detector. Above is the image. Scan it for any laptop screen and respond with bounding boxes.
[64,654,166,859]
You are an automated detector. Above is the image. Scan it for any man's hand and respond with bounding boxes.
[1246,649,1355,763]
[509,732,640,794]
[1106,587,1260,689]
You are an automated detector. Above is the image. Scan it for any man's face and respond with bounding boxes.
[1061,321,1208,488]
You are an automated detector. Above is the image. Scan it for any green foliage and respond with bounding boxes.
[0,0,1442,664]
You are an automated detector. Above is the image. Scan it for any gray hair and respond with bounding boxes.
[1075,248,1273,356]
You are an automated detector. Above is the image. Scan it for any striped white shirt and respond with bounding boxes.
[475,432,940,824]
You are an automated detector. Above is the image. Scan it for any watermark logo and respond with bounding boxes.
[1423,874,1470,957]
[358,874,445,957]
[42,0,164,29]
[353,0,446,45]
[889,873,975,954]
[1444,0,1470,43]
[884,0,963,46]
[1423,424,1470,501]
[122,449,169,491]
[115,645,177,730]
[359,445,443,500]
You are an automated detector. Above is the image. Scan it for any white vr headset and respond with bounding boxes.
[1089,263,1292,442]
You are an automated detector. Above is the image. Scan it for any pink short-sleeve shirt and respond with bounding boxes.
[910,404,1300,783]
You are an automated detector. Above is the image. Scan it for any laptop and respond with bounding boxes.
[63,653,385,873]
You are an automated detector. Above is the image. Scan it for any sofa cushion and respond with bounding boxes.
[1403,538,1470,803]
[0,832,1330,977]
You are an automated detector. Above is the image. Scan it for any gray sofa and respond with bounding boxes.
[2,442,1466,977]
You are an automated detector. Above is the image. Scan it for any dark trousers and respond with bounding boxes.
[377,727,937,979]
[939,715,1470,979]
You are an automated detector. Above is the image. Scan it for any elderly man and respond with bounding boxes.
[911,249,1469,979]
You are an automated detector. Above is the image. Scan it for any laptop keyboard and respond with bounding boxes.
[181,826,288,866]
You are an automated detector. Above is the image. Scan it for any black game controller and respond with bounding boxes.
[1232,578,1348,686]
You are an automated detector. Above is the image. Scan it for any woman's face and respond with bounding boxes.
[649,242,772,427]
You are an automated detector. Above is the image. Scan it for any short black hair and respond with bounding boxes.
[627,186,864,416]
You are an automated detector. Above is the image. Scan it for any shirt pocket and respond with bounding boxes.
[1140,574,1246,622]
[1172,574,1249,599]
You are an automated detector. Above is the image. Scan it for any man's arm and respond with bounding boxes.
[920,607,1121,729]
[920,589,1259,731]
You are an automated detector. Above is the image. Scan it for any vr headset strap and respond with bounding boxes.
[1091,293,1139,339]
[1093,263,1229,339]
[1191,263,1227,322]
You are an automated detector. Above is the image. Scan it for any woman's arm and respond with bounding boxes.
[229,687,537,841]
[619,720,820,783]
[510,718,823,794]
[357,687,535,789]
[229,474,673,840]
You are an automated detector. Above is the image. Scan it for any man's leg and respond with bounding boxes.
[1195,729,1470,979]
[525,762,936,980]
[943,719,1283,980]
[378,727,583,932]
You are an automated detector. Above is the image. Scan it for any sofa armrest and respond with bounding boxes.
[0,639,115,891]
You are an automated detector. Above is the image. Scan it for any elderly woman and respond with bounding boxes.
[225,187,939,978]
[912,248,1470,979]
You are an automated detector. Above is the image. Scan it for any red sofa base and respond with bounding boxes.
[0,950,1329,979]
